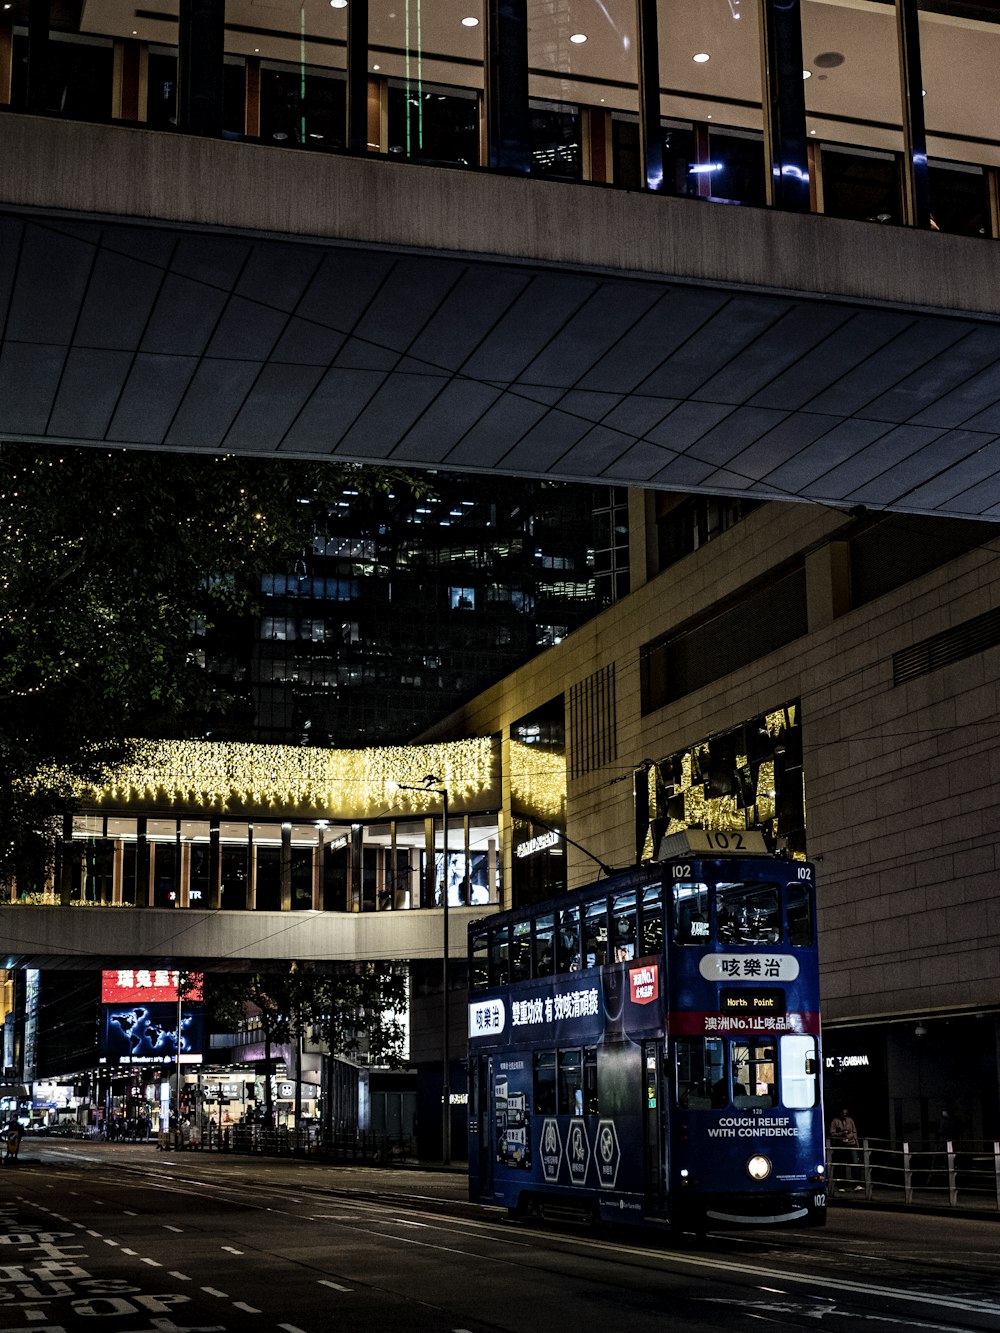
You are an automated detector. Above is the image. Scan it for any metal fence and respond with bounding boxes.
[829,1138,1000,1212]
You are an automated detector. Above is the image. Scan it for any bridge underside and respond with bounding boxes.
[0,905,483,971]
[4,119,1000,519]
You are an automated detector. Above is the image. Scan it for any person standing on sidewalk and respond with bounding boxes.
[829,1107,863,1191]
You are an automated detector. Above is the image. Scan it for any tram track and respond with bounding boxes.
[23,1150,1000,1332]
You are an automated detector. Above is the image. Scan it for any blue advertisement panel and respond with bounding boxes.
[468,958,665,1050]
[100,1002,204,1064]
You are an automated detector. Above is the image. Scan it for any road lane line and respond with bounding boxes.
[170,1271,191,1281]
[163,1224,184,1232]
[279,1324,308,1332]
[318,1280,353,1292]
[221,1245,244,1254]
[233,1301,261,1313]
[202,1287,230,1299]
[121,1248,138,1255]
[140,1257,162,1267]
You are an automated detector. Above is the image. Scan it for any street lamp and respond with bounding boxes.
[393,773,451,1165]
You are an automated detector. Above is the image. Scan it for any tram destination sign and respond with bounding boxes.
[720,988,785,1014]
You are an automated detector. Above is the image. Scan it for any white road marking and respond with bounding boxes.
[163,1224,184,1232]
[103,1239,120,1247]
[86,1230,101,1237]
[170,1271,191,1282]
[202,1287,230,1299]
[121,1248,138,1255]
[279,1324,308,1332]
[141,1257,162,1267]
[233,1301,261,1313]
[123,1209,137,1216]
[222,1245,244,1254]
[318,1279,353,1292]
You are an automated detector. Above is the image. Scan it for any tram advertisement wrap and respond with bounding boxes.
[469,958,664,1049]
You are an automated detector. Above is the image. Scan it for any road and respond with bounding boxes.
[2,1141,999,1332]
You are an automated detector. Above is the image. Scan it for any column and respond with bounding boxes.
[177,0,225,136]
[245,55,261,138]
[350,823,363,911]
[26,0,50,114]
[113,38,147,121]
[485,0,530,172]
[423,817,436,908]
[136,816,150,907]
[582,107,612,184]
[634,0,662,190]
[0,14,13,105]
[896,0,931,228]
[112,840,124,906]
[208,817,221,910]
[368,74,388,152]
[280,822,292,912]
[346,0,369,152]
[758,0,810,212]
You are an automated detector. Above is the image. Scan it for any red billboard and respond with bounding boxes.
[101,968,203,1004]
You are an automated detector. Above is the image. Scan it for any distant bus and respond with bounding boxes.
[468,829,825,1232]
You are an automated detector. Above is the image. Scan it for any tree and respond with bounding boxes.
[204,965,407,1130]
[0,444,425,891]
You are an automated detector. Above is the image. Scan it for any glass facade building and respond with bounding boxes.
[197,474,629,747]
[2,0,997,236]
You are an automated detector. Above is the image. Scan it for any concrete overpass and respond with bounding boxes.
[4,115,1000,518]
[0,903,489,971]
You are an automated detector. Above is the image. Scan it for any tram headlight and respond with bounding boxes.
[747,1154,771,1181]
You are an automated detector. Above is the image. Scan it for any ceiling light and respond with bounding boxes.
[330,0,348,8]
[372,62,380,69]
[802,69,811,79]
[461,14,479,25]
[693,52,710,63]
[569,32,587,43]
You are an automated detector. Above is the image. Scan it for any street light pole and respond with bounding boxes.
[439,782,450,1167]
[392,774,451,1165]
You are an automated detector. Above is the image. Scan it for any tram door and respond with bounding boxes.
[469,1054,494,1199]
[642,1041,664,1213]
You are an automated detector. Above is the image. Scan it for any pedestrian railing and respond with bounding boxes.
[829,1137,1000,1212]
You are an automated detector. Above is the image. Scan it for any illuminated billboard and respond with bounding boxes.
[100,1001,204,1065]
[101,969,203,1004]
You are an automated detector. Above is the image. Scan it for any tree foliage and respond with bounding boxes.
[204,965,408,1125]
[0,443,425,888]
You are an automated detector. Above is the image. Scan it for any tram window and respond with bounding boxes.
[611,891,637,961]
[559,1048,584,1115]
[732,1040,778,1108]
[490,926,510,985]
[786,881,814,946]
[471,929,489,991]
[557,906,581,973]
[583,899,608,969]
[641,885,664,956]
[534,913,555,976]
[675,1036,726,1110]
[511,920,532,982]
[534,1050,557,1114]
[780,1035,817,1109]
[583,1046,599,1115]
[672,881,709,945]
[716,882,780,945]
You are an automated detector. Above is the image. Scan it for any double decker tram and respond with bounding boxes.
[467,830,826,1232]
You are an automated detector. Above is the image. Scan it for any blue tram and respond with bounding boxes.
[467,829,826,1231]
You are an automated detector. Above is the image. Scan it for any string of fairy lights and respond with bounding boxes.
[68,735,566,823]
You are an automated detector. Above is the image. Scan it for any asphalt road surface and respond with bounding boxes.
[2,1141,999,1332]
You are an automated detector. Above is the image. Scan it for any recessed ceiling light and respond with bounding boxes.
[330,0,348,8]
[372,62,380,69]
[809,128,816,135]
[693,52,710,63]
[569,32,587,43]
[461,15,479,25]
[802,69,811,79]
